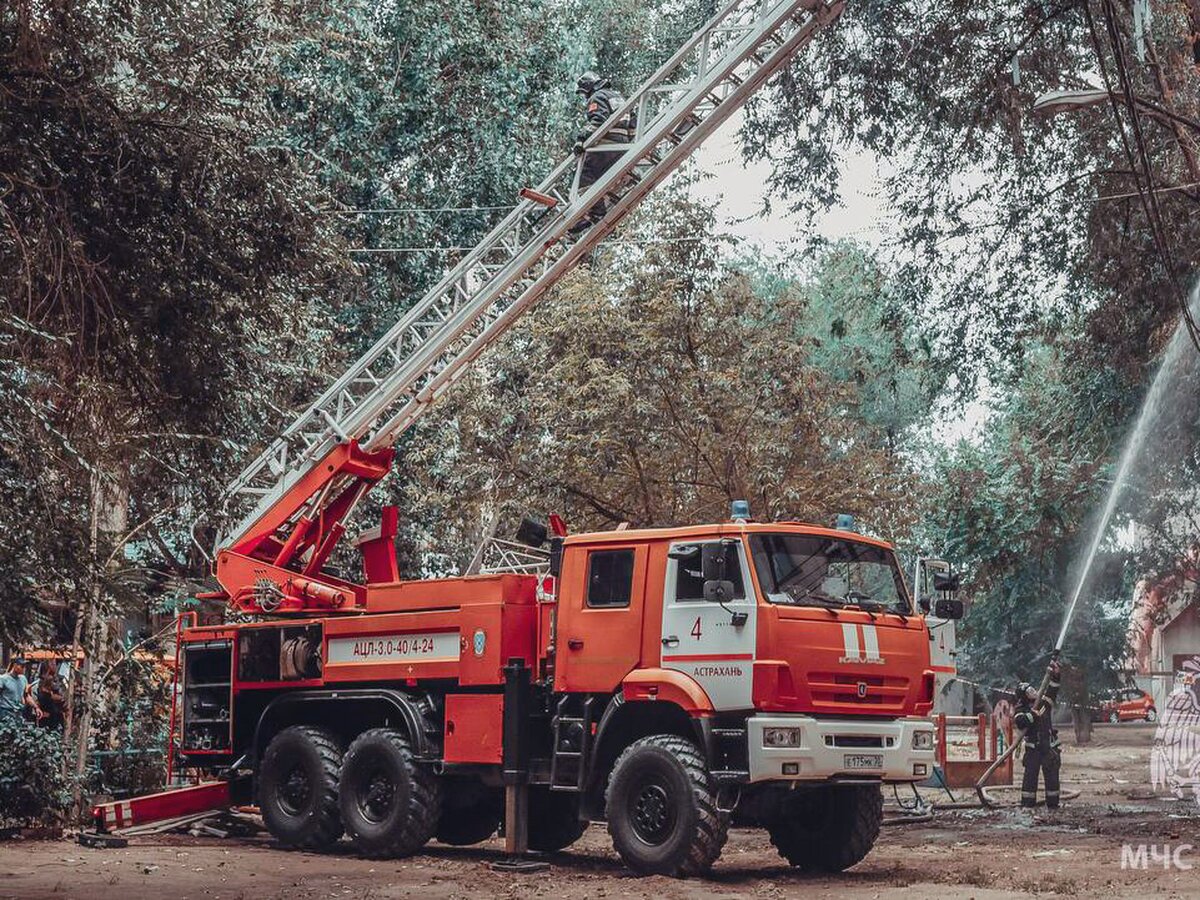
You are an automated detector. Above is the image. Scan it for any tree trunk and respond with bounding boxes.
[1071,706,1093,745]
[68,465,128,819]
[1062,664,1091,745]
[1189,1,1200,70]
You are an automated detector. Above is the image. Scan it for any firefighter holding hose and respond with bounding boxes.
[1014,659,1063,809]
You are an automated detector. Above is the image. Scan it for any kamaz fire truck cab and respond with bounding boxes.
[556,519,942,780]
[160,511,961,876]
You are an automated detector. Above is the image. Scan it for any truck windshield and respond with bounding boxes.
[749,533,910,613]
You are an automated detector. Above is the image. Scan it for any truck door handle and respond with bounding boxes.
[567,638,584,650]
[662,636,679,647]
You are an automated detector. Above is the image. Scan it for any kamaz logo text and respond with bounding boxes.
[838,623,885,665]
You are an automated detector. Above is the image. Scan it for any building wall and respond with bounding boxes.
[1160,602,1200,669]
[1150,600,1200,709]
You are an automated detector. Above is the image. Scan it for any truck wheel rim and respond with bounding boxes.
[356,769,396,824]
[279,766,312,815]
[631,781,675,845]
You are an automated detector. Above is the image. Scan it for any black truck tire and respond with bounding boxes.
[258,725,345,850]
[338,728,440,858]
[768,784,882,872]
[604,734,728,877]
[527,787,587,852]
[437,781,502,846]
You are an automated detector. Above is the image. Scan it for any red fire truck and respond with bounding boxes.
[89,0,964,877]
[151,516,958,877]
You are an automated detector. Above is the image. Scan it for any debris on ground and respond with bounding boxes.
[3,724,1192,900]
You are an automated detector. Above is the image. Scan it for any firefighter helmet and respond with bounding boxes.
[1016,681,1035,701]
[576,71,608,97]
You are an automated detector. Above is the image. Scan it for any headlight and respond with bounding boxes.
[912,730,934,750]
[763,727,802,748]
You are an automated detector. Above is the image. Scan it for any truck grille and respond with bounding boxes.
[829,735,885,748]
[807,672,909,712]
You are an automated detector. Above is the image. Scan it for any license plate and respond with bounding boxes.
[844,753,883,770]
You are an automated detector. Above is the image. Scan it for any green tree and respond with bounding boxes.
[269,0,717,350]
[745,1,1198,383]
[0,0,357,808]
[799,242,943,451]
[930,342,1135,691]
[394,191,933,572]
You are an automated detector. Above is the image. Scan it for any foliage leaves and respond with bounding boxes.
[2,0,1191,716]
[747,0,1195,387]
[395,190,936,571]
[0,718,69,826]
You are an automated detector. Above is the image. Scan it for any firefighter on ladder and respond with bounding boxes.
[1014,659,1063,809]
[570,71,637,234]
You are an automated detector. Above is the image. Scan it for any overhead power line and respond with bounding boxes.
[1087,0,1200,349]
[1095,181,1200,202]
[349,177,1200,256]
[324,204,518,216]
[348,234,742,254]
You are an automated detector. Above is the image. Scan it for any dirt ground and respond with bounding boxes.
[3,723,1197,900]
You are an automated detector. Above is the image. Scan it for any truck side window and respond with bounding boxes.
[675,545,745,602]
[586,549,635,608]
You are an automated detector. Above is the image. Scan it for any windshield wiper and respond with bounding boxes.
[788,592,843,614]
[842,591,882,618]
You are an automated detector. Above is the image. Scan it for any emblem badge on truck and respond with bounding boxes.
[857,682,868,698]
[473,629,486,657]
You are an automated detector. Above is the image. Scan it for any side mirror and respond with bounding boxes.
[700,540,737,581]
[703,580,735,604]
[934,598,965,620]
[933,572,961,593]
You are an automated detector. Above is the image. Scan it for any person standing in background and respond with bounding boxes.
[33,660,66,729]
[0,658,37,722]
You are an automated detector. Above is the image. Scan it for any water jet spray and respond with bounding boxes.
[974,282,1200,806]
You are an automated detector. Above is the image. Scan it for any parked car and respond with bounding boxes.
[1096,687,1157,724]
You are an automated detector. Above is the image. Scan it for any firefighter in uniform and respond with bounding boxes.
[1014,659,1062,809]
[570,71,637,233]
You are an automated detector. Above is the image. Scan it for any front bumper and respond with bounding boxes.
[746,714,935,783]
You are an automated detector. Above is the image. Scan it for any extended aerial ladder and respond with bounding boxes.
[208,0,847,614]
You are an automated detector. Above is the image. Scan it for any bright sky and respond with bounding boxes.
[691,107,891,250]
